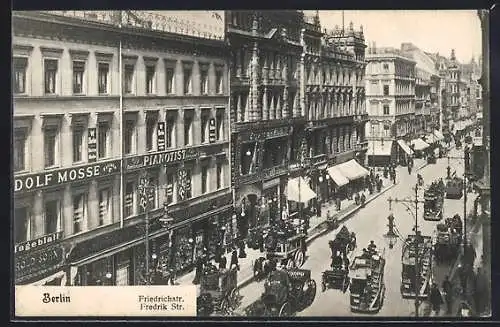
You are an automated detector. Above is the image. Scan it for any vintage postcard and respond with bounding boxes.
[12,10,491,318]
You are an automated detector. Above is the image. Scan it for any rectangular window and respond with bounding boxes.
[98,188,111,226]
[166,67,175,94]
[165,115,175,148]
[44,127,58,168]
[98,63,109,94]
[216,109,224,141]
[215,69,223,94]
[124,120,136,154]
[44,59,58,94]
[146,117,156,151]
[72,126,84,162]
[383,85,389,96]
[383,105,390,115]
[73,61,85,94]
[165,172,174,205]
[200,68,208,94]
[73,193,85,234]
[13,57,27,94]
[14,128,27,172]
[201,110,210,143]
[201,165,208,194]
[98,122,110,159]
[216,162,223,189]
[146,65,155,94]
[15,206,30,243]
[124,64,134,94]
[183,68,192,94]
[124,181,135,217]
[184,111,193,146]
[44,199,60,234]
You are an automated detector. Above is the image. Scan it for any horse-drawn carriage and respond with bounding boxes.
[322,226,356,292]
[434,214,463,263]
[446,177,464,199]
[197,266,239,316]
[400,234,433,299]
[253,225,307,280]
[349,248,386,313]
[423,180,445,221]
[244,269,317,317]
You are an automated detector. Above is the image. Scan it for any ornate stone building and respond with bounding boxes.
[301,13,368,204]
[13,10,230,285]
[226,11,306,237]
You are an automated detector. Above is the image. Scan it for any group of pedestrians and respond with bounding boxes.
[366,168,386,194]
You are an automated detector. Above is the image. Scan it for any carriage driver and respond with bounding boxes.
[331,251,343,269]
[368,240,377,255]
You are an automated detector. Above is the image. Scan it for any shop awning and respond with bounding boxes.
[367,140,393,156]
[411,138,430,151]
[327,166,349,187]
[433,130,445,141]
[425,133,437,144]
[336,159,369,181]
[397,139,414,155]
[286,177,316,203]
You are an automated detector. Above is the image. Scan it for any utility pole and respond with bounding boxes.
[388,183,425,317]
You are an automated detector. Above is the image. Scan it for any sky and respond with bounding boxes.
[309,10,482,63]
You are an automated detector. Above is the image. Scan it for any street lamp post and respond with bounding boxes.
[138,171,156,285]
[387,183,425,317]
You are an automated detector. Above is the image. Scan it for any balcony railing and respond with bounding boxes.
[45,10,225,40]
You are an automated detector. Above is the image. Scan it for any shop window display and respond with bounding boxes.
[175,229,194,272]
[84,257,114,286]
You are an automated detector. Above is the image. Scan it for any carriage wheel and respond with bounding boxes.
[307,279,317,306]
[295,251,305,268]
[228,288,240,310]
[279,301,291,317]
[286,258,295,270]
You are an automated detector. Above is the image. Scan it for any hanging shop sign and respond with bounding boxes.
[14,160,121,194]
[157,122,166,152]
[209,118,217,143]
[15,244,65,284]
[124,148,198,171]
[88,128,97,163]
[14,231,63,254]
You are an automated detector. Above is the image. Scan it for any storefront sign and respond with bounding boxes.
[14,160,121,194]
[15,245,65,283]
[245,126,291,142]
[157,122,166,152]
[124,149,198,171]
[88,128,97,163]
[209,118,216,143]
[14,231,62,254]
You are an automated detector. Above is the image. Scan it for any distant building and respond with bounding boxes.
[365,45,416,166]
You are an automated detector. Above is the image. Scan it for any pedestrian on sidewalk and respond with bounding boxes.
[219,255,227,270]
[429,282,444,316]
[230,247,240,271]
[336,197,341,211]
[442,275,453,314]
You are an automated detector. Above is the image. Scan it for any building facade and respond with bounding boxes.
[365,46,416,166]
[13,10,231,286]
[301,14,368,205]
[226,11,306,237]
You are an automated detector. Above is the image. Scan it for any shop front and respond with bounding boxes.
[326,165,349,200]
[367,140,395,167]
[335,159,370,194]
[396,139,414,165]
[14,233,67,286]
[285,176,317,230]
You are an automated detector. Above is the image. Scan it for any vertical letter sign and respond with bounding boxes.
[157,122,166,152]
[88,128,97,163]
[209,118,216,143]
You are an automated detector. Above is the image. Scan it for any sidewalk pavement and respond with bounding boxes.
[422,204,485,317]
[176,174,398,295]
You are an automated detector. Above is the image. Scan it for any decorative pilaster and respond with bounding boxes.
[250,41,260,121]
[263,87,269,120]
[236,50,242,78]
[299,53,306,118]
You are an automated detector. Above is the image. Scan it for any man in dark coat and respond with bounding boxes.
[442,275,453,314]
[429,282,444,316]
[219,255,227,270]
[230,247,239,270]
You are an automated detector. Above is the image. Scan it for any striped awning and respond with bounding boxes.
[367,140,393,156]
[327,166,349,187]
[411,138,430,151]
[397,139,414,155]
